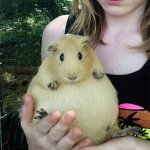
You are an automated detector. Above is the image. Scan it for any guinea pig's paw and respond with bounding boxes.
[34,108,48,119]
[93,71,105,80]
[48,80,59,90]
[112,126,141,138]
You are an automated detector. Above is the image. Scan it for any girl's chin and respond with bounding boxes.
[105,9,127,17]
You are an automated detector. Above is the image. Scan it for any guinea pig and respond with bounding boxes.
[26,34,139,145]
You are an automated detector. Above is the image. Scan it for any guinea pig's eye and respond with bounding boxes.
[60,53,64,62]
[78,52,82,60]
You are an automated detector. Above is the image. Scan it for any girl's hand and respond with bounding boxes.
[20,95,92,150]
[80,136,150,150]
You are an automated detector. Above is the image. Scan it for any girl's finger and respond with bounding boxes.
[73,138,92,150]
[34,110,61,135]
[21,95,34,129]
[47,111,77,143]
[56,127,83,150]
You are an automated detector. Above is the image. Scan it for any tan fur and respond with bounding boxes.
[27,34,119,145]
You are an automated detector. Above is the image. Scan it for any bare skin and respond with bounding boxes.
[80,136,150,150]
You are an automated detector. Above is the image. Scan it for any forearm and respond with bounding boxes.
[136,138,150,150]
[79,136,150,150]
[123,136,150,150]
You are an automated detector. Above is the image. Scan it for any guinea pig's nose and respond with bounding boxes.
[68,76,77,80]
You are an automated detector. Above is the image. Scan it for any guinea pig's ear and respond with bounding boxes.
[83,39,91,46]
[47,45,57,52]
[82,37,93,48]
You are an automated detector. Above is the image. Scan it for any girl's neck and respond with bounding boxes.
[105,3,146,33]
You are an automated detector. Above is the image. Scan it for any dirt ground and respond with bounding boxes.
[0,67,38,113]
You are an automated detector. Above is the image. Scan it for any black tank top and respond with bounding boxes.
[65,15,150,139]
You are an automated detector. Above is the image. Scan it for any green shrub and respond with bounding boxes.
[0,0,71,66]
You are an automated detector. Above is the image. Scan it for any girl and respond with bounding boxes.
[21,0,150,149]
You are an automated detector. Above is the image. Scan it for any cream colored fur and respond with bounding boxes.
[27,34,119,145]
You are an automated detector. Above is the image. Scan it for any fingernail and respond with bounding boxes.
[65,111,76,121]
[51,110,61,119]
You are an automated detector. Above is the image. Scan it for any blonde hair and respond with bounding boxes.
[69,0,150,58]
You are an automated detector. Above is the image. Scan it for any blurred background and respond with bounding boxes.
[0,0,72,112]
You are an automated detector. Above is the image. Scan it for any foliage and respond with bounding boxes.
[0,0,71,20]
[35,0,71,20]
[0,0,71,66]
[0,13,46,66]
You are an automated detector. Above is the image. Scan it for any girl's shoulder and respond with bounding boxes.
[43,15,69,37]
[41,15,69,60]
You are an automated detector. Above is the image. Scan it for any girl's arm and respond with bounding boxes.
[80,136,150,150]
